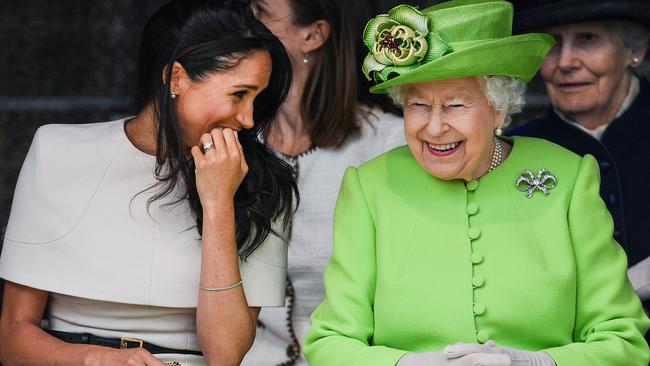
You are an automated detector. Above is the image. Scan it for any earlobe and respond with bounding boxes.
[631,48,646,67]
[493,110,506,136]
[165,61,189,96]
[495,110,507,127]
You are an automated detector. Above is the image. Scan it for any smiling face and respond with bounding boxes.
[172,50,272,147]
[540,21,635,126]
[403,77,504,181]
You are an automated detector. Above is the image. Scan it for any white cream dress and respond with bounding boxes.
[0,118,288,366]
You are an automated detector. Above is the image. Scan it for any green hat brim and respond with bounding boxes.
[369,33,554,94]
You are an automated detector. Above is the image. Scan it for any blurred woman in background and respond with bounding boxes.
[508,0,650,304]
[243,0,404,364]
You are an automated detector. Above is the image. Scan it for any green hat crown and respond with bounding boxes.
[362,0,554,94]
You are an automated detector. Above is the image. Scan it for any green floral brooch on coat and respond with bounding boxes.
[362,5,452,83]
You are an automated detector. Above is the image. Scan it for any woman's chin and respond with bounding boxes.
[423,164,463,181]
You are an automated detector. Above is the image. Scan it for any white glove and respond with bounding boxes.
[443,341,555,366]
[628,256,650,300]
[397,350,511,366]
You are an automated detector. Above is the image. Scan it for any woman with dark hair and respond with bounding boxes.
[0,0,295,365]
[242,0,404,365]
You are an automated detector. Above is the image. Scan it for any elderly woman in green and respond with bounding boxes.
[304,1,650,366]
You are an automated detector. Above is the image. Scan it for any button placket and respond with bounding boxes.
[466,180,487,343]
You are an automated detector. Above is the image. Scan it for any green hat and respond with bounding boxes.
[362,0,554,94]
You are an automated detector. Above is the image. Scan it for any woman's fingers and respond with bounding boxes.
[196,128,243,159]
[139,349,167,366]
[131,348,166,366]
[92,348,167,366]
[233,131,246,160]
[234,131,249,174]
[201,131,220,155]
[456,353,510,366]
[214,128,243,164]
[221,128,248,173]
[444,341,497,358]
[221,128,238,152]
[190,145,203,164]
[234,131,244,156]
[192,127,248,206]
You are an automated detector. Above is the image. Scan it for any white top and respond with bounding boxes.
[242,108,405,365]
[47,293,206,365]
[0,119,288,362]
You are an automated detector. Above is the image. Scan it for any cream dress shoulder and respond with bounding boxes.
[0,118,289,365]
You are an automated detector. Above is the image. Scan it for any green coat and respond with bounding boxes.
[304,137,650,366]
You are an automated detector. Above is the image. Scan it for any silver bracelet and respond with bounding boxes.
[199,280,243,291]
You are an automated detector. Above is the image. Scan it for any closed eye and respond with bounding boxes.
[233,90,248,99]
[445,104,466,109]
[407,102,430,109]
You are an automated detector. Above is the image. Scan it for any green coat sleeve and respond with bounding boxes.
[544,155,650,365]
[304,167,408,366]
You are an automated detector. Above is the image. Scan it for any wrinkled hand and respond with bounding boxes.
[191,128,248,211]
[444,341,555,366]
[397,350,511,366]
[84,347,166,366]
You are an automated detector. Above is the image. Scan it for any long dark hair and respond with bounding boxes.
[132,0,296,259]
[288,0,401,148]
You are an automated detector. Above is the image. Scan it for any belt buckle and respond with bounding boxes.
[120,337,144,349]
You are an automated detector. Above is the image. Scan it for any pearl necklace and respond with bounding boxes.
[488,137,503,173]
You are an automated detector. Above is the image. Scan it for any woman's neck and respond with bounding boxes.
[266,65,313,157]
[472,137,513,181]
[125,105,158,156]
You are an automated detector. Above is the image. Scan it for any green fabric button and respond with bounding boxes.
[472,275,485,288]
[471,252,484,264]
[477,330,490,343]
[467,227,481,240]
[473,303,486,315]
[466,180,479,191]
[466,202,479,215]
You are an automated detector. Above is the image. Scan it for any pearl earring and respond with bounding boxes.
[303,53,309,64]
[495,126,503,136]
[171,91,177,99]
[632,57,641,65]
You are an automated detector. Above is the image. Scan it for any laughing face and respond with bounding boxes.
[403,77,504,181]
[173,51,272,147]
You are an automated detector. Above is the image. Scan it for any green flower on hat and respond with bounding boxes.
[362,5,452,83]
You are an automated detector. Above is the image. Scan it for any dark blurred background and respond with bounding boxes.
[1,1,167,237]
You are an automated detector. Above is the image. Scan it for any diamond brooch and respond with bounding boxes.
[516,169,557,198]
